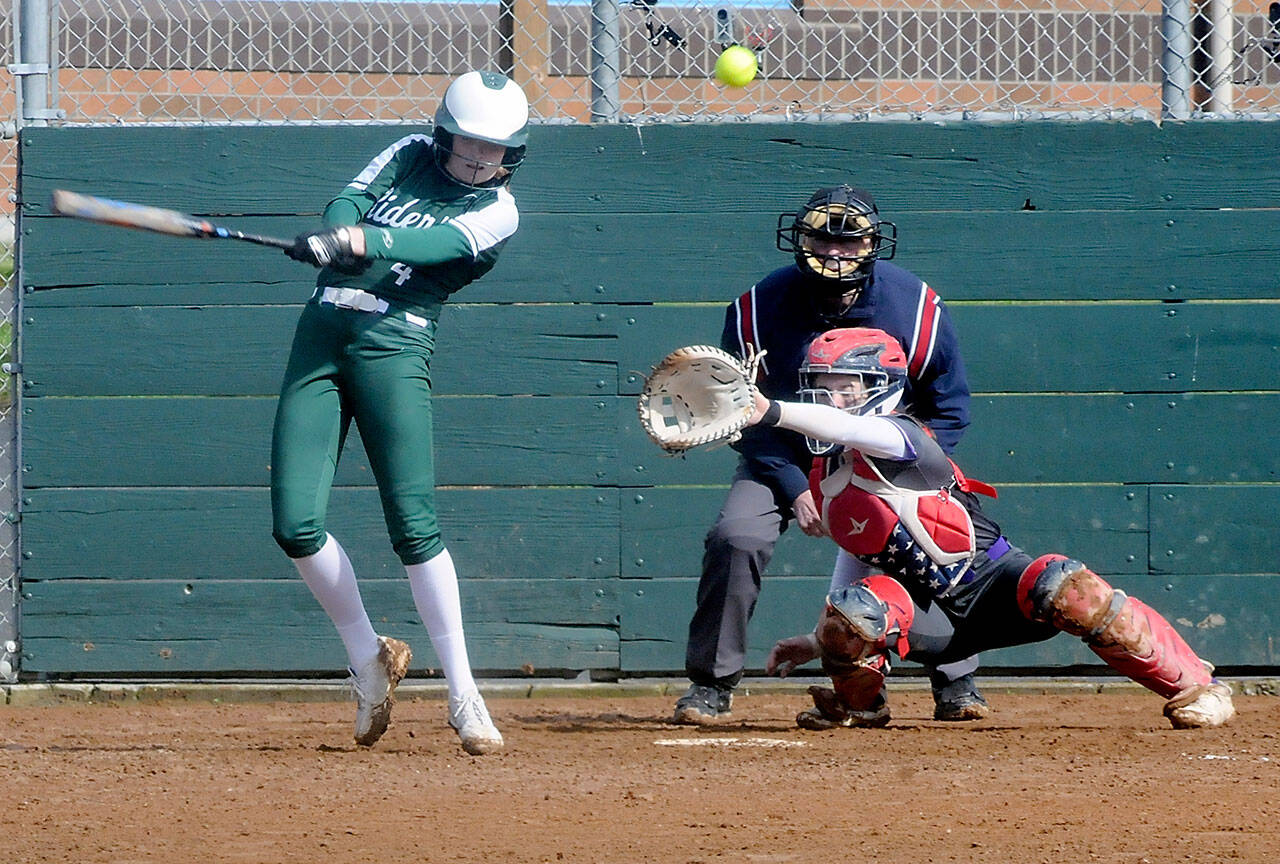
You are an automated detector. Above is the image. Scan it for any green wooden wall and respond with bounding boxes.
[14,121,1280,678]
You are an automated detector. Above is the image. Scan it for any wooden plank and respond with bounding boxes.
[958,393,1280,485]
[619,576,830,674]
[25,299,1279,399]
[617,301,1280,395]
[20,213,328,304]
[956,301,1280,393]
[1148,485,1280,575]
[18,578,619,674]
[990,486,1148,574]
[24,208,1280,305]
[22,396,619,487]
[619,574,1279,673]
[24,213,675,306]
[22,303,619,397]
[20,488,619,581]
[503,210,1280,304]
[22,123,1280,216]
[19,125,420,217]
[620,488,841,580]
[621,484,1147,580]
[601,121,1280,213]
[624,394,1280,487]
[22,567,1271,675]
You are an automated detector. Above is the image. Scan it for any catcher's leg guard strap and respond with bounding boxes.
[1017,556,1212,698]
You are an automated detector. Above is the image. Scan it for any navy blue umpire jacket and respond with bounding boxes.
[721,260,971,507]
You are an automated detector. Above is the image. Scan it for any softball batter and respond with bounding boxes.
[272,70,528,755]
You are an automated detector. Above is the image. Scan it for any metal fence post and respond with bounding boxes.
[12,0,62,128]
[1207,0,1235,114]
[0,0,55,682]
[590,0,621,123]
[1160,0,1193,119]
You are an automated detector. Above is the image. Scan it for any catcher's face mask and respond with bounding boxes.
[775,185,898,300]
[798,328,908,455]
[804,373,875,412]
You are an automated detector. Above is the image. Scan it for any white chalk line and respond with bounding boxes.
[654,737,806,748]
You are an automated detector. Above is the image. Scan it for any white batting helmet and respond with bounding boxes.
[433,71,530,187]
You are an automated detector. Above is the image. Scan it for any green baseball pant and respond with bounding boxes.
[271,300,444,565]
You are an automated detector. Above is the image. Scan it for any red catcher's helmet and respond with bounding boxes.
[800,327,908,442]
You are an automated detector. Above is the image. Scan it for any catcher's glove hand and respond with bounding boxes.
[637,345,765,454]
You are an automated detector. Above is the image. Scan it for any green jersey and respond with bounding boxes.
[317,134,519,319]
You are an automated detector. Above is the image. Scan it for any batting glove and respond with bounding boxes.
[286,226,370,273]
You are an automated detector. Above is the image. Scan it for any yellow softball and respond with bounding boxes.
[714,45,758,88]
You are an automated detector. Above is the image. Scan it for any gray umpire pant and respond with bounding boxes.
[684,467,979,691]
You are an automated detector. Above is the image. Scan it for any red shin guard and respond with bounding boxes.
[1088,594,1212,699]
[1018,556,1212,699]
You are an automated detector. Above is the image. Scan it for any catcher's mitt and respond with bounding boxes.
[637,345,764,453]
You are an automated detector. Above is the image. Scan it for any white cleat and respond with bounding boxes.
[350,636,413,746]
[1164,681,1236,729]
[449,690,504,755]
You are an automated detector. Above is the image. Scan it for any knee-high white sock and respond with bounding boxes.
[291,534,380,671]
[406,548,477,699]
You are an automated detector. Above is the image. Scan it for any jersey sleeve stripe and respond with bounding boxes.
[346,134,432,192]
[443,217,480,257]
[733,286,768,380]
[446,190,518,258]
[907,284,940,378]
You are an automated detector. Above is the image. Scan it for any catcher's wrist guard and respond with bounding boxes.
[637,345,765,454]
[759,400,783,427]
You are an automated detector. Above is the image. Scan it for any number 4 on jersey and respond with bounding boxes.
[391,262,414,285]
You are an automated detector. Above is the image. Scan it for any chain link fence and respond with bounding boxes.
[2,0,1277,681]
[2,6,20,682]
[14,0,1280,128]
[53,1,1280,123]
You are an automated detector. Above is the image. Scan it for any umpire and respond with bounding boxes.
[672,185,988,724]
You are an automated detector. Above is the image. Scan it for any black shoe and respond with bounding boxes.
[671,683,733,725]
[932,673,991,721]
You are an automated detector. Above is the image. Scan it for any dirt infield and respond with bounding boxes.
[3,683,1278,863]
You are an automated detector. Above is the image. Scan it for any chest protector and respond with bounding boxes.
[810,447,984,598]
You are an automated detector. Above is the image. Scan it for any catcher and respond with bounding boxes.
[667,186,987,728]
[640,330,1235,729]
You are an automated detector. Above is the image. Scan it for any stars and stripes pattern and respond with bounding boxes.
[861,523,975,598]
